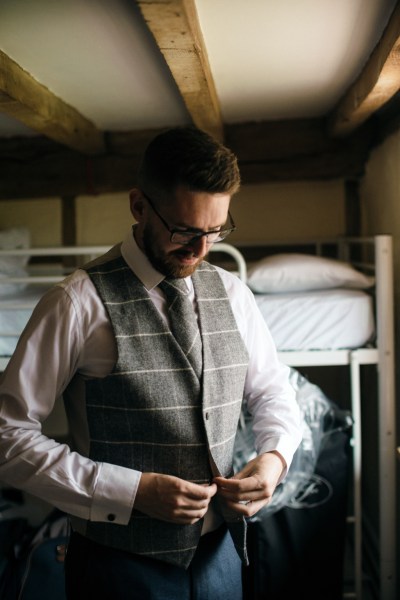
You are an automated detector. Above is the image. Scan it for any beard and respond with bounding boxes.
[142,222,205,278]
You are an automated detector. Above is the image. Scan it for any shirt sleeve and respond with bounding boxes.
[219,270,303,473]
[0,276,138,525]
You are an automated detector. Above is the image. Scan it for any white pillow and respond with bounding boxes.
[247,253,375,293]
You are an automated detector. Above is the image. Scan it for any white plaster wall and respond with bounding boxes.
[0,180,346,247]
[361,131,400,290]
[76,180,346,247]
[0,197,62,246]
[360,130,400,575]
[230,179,345,244]
[75,192,133,246]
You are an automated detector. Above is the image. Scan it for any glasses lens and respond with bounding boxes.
[170,232,194,245]
[171,228,234,245]
[207,228,235,243]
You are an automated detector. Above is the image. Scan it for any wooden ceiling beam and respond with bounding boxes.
[226,119,374,182]
[136,0,224,141]
[0,49,105,155]
[329,2,400,137]
[0,119,375,199]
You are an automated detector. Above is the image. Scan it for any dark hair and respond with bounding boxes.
[137,127,240,198]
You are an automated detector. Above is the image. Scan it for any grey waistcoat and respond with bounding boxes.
[74,251,249,568]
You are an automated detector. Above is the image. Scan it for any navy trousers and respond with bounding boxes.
[64,525,243,600]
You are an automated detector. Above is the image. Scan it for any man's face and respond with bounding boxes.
[134,186,231,278]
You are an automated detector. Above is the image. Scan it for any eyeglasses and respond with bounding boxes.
[141,191,236,245]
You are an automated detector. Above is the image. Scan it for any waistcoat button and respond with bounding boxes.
[107,513,116,522]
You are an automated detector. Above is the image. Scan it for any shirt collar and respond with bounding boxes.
[120,227,191,292]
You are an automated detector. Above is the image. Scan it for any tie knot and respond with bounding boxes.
[159,277,188,298]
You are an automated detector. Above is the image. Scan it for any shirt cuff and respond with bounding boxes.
[90,462,140,525]
[258,436,299,481]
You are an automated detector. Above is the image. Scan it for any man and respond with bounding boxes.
[0,127,301,599]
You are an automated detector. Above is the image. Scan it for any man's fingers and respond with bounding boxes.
[135,474,217,524]
[187,482,218,501]
[213,475,256,497]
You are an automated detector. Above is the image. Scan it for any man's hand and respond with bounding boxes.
[135,473,217,524]
[213,451,285,519]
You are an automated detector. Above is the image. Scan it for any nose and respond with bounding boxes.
[188,234,209,256]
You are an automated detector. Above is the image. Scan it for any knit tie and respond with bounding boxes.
[159,277,202,378]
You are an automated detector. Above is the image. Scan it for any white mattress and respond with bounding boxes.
[0,285,376,357]
[0,286,47,356]
[254,288,375,351]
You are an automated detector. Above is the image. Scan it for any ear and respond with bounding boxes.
[129,188,145,222]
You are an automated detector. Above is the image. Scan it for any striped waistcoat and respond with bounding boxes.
[74,251,249,568]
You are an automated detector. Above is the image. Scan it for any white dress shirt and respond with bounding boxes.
[0,230,301,528]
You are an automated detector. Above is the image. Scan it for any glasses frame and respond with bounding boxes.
[141,191,236,245]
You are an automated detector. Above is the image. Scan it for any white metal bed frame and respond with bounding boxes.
[0,237,395,599]
[0,242,246,372]
[235,235,396,600]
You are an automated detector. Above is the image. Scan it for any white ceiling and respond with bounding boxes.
[196,0,397,121]
[0,0,397,136]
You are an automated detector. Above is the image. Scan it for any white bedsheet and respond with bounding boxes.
[254,288,375,351]
[0,286,47,356]
[0,285,376,357]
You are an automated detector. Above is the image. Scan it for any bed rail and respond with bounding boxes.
[0,242,247,284]
[239,234,396,600]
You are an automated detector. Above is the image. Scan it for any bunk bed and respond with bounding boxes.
[240,235,396,600]
[0,244,112,371]
[0,241,246,370]
[0,235,395,600]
